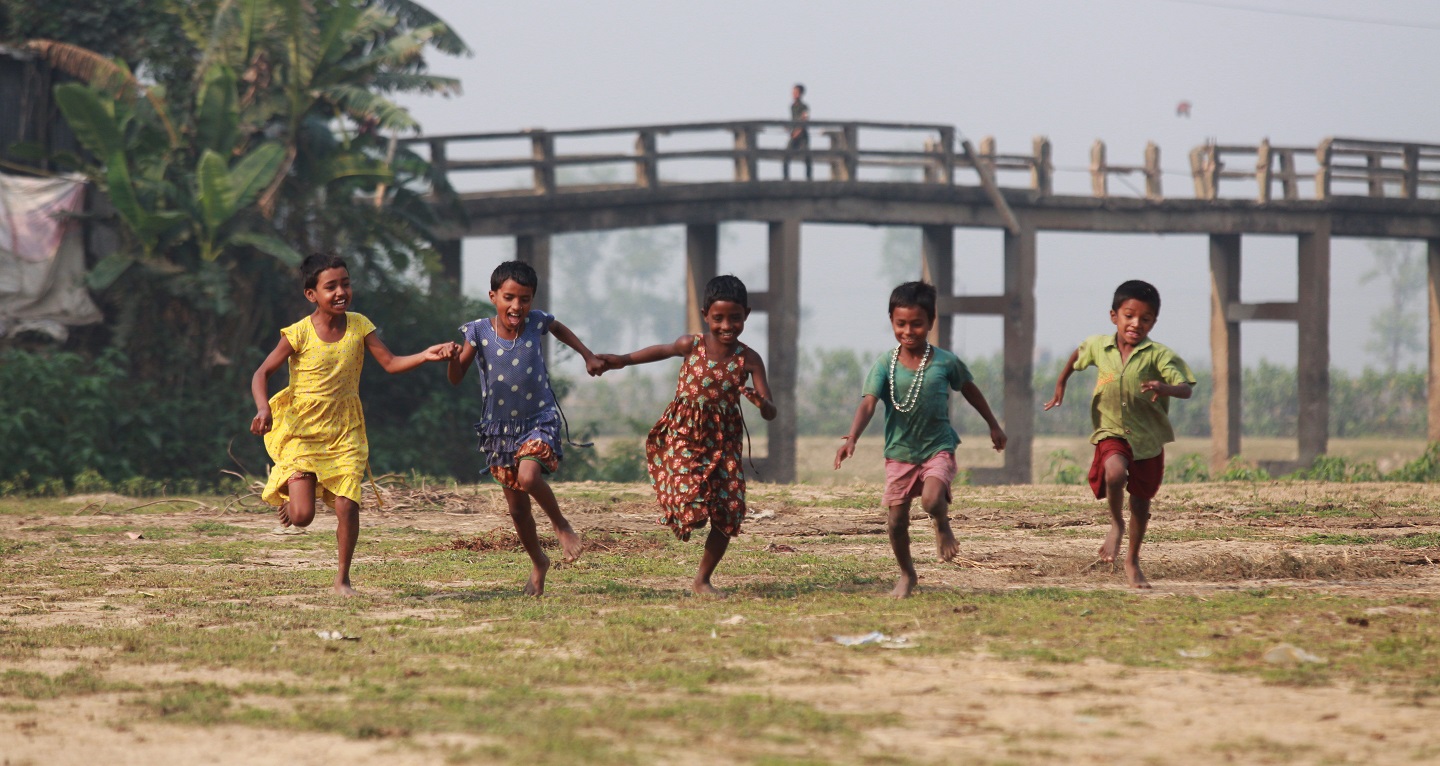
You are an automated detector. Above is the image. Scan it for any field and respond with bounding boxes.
[3,476,1440,765]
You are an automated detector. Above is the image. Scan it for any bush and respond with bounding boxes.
[1386,442,1440,482]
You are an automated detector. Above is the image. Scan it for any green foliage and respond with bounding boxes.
[1386,443,1440,483]
[1216,457,1270,483]
[1041,449,1085,485]
[1288,455,1382,483]
[1164,453,1210,484]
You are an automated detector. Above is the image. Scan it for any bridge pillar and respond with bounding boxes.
[921,225,955,350]
[1001,224,1036,484]
[1297,222,1330,466]
[766,219,801,483]
[1209,234,1242,473]
[685,224,719,336]
[437,239,462,296]
[516,234,552,360]
[1428,239,1440,442]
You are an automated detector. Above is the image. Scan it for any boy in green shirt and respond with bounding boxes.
[835,282,1006,598]
[1045,280,1195,589]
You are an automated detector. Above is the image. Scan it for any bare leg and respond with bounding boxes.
[332,496,359,597]
[516,461,581,563]
[1126,495,1153,589]
[887,502,918,598]
[504,487,549,597]
[284,474,318,528]
[693,527,730,597]
[1099,454,1128,563]
[920,477,958,562]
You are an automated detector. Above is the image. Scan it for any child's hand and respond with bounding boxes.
[584,355,607,377]
[423,342,459,361]
[597,353,625,371]
[833,437,855,469]
[251,407,272,436]
[1139,380,1166,401]
[989,425,1007,452]
[1042,390,1064,410]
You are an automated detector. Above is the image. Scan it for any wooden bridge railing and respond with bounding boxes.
[404,121,1440,204]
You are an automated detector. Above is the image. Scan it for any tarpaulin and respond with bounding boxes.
[0,172,101,341]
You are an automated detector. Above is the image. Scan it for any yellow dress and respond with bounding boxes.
[260,312,376,508]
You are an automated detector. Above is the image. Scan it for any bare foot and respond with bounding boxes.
[1098,523,1124,563]
[277,501,292,527]
[333,581,357,597]
[692,581,727,598]
[889,574,918,599]
[1125,560,1152,589]
[555,524,583,563]
[524,554,550,597]
[933,516,959,562]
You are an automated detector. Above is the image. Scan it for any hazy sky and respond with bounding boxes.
[395,0,1440,373]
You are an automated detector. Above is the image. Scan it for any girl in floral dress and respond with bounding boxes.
[598,275,777,596]
[250,253,457,595]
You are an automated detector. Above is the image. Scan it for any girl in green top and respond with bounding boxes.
[835,282,1006,598]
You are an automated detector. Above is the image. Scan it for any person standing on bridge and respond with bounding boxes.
[783,83,812,181]
[1044,280,1195,589]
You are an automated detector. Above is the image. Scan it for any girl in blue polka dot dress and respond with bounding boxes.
[447,261,606,596]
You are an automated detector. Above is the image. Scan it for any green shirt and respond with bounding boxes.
[1074,334,1196,460]
[862,347,973,464]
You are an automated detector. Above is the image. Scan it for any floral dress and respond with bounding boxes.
[647,336,762,540]
[261,313,375,508]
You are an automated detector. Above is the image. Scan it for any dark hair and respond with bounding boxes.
[703,274,748,310]
[793,83,805,95]
[301,253,347,289]
[491,260,538,291]
[888,281,936,321]
[1112,279,1161,313]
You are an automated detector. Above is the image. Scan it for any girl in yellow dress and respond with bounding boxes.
[249,253,457,595]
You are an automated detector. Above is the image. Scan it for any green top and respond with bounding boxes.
[791,98,809,123]
[1074,334,1196,460]
[862,346,973,464]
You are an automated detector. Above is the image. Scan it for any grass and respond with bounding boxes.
[2,482,1440,763]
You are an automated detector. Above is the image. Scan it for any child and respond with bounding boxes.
[597,275,777,597]
[251,253,457,596]
[448,261,605,597]
[1044,279,1195,589]
[834,281,1006,599]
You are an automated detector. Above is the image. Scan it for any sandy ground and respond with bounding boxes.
[2,481,1439,764]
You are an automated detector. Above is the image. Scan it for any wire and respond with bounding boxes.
[1152,0,1440,32]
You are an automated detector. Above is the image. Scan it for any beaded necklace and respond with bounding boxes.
[888,342,932,414]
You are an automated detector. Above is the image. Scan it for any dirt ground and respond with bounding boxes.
[3,481,1440,765]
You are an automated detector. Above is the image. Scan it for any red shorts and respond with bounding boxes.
[882,451,957,507]
[1087,438,1163,500]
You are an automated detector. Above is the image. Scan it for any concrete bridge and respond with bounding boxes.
[404,120,1440,483]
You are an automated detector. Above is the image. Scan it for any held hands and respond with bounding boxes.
[250,406,272,436]
[584,354,608,377]
[595,353,626,373]
[423,342,461,362]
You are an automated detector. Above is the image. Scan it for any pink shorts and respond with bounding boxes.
[882,451,958,507]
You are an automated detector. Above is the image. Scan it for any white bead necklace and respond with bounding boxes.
[888,343,932,413]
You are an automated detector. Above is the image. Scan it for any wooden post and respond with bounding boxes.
[530,133,555,194]
[1090,140,1107,197]
[1002,224,1036,484]
[1315,138,1333,200]
[1144,141,1162,200]
[1429,239,1440,442]
[1366,151,1385,197]
[634,130,658,188]
[1032,136,1053,196]
[516,234,552,361]
[428,138,449,187]
[766,219,801,484]
[826,131,848,181]
[1209,234,1242,473]
[1278,149,1299,201]
[1403,145,1421,199]
[921,139,939,184]
[685,224,719,337]
[937,127,955,185]
[733,126,758,182]
[1256,139,1272,204]
[960,138,1022,235]
[844,124,860,182]
[437,239,462,297]
[921,225,954,350]
[1296,221,1331,467]
[1189,146,1210,199]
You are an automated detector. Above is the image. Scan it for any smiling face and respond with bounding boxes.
[488,278,534,336]
[304,266,352,315]
[1110,297,1158,348]
[703,299,749,346]
[890,304,933,355]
